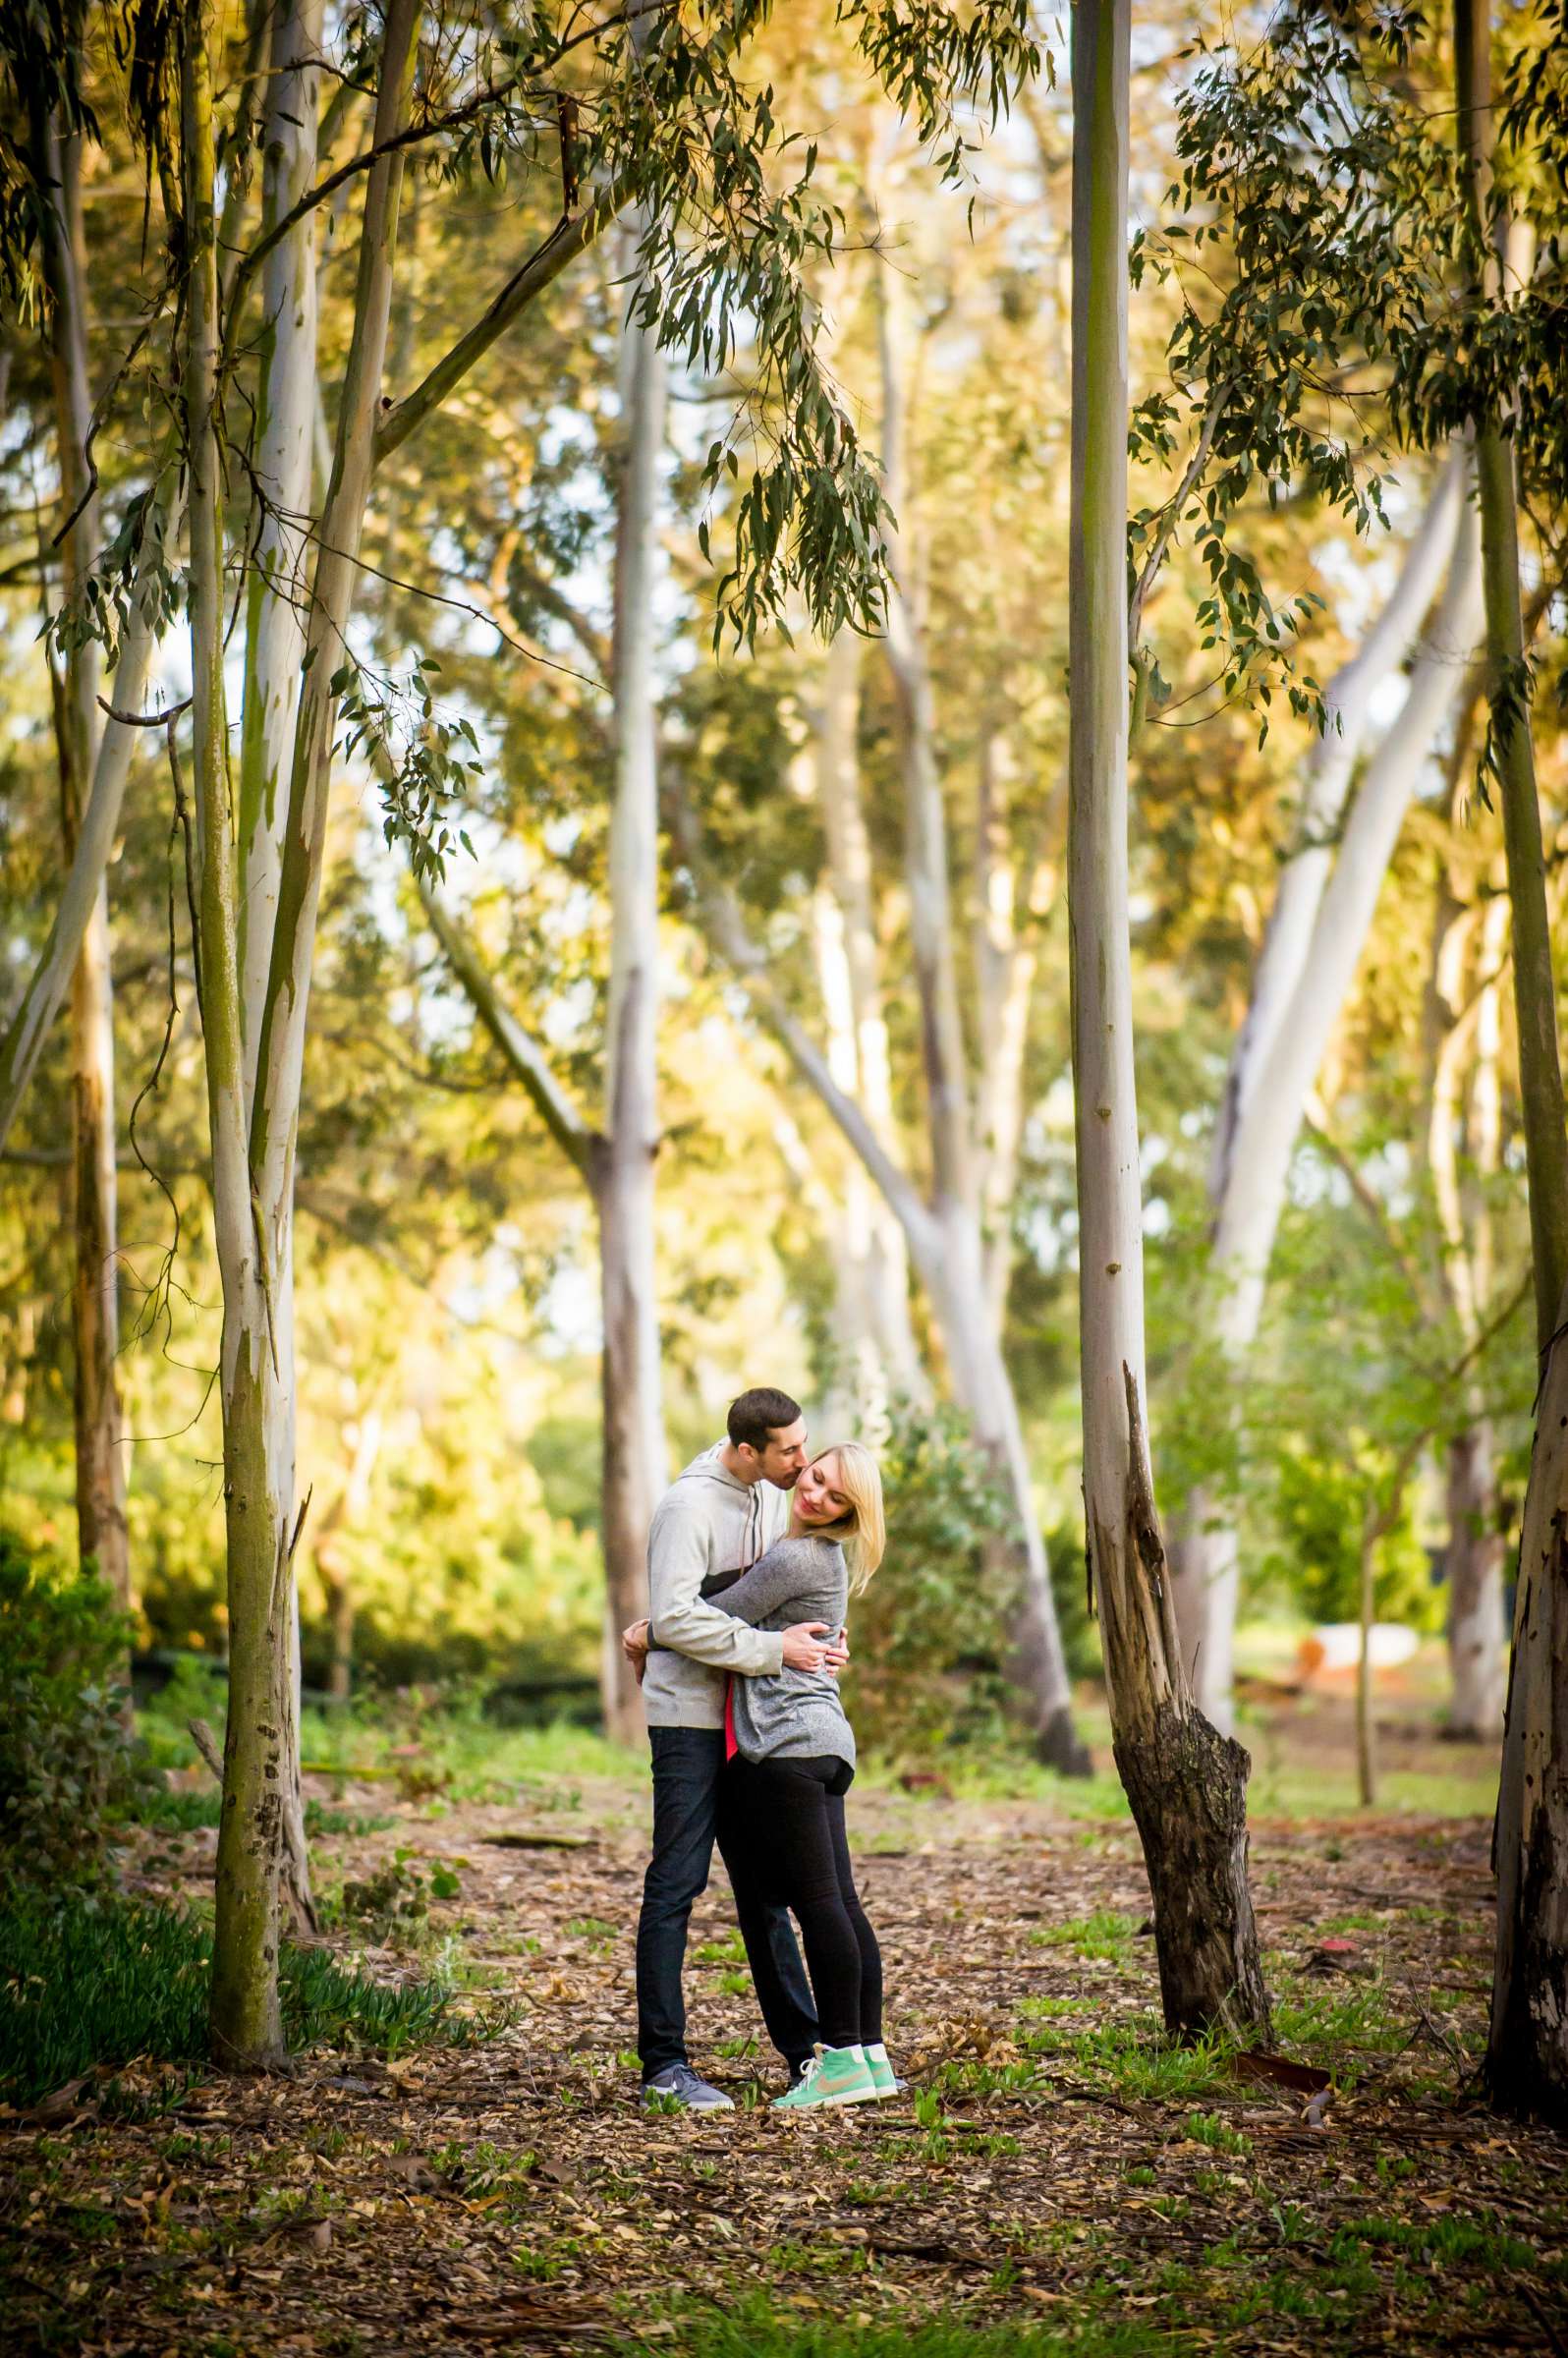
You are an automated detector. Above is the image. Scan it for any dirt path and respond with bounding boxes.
[3,1772,1566,2356]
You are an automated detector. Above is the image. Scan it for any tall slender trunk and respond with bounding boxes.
[1456,7,1568,1356]
[199,0,418,2063]
[872,258,1077,1761]
[598,221,668,1746]
[974,729,1052,1333]
[233,0,323,1938]
[1457,0,1568,2123]
[1173,492,1483,1728]
[877,265,974,1220]
[1067,0,1268,2035]
[238,0,321,1114]
[813,629,920,1407]
[1431,891,1508,1736]
[181,0,289,2068]
[31,110,130,1622]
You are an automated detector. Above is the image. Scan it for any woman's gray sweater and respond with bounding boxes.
[702,1533,855,1769]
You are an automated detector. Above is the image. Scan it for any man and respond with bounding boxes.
[632,1385,846,2112]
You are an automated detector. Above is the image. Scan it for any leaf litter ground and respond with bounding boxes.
[3,1728,1566,2357]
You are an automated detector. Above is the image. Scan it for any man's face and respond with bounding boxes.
[753,1418,809,1489]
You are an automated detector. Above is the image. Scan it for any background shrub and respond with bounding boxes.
[0,1540,151,1890]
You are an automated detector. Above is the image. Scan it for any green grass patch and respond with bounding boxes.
[130,1789,396,1838]
[1269,1978,1407,2088]
[619,2291,1189,2358]
[1030,1909,1141,1963]
[1019,2009,1237,2104]
[0,1891,510,2104]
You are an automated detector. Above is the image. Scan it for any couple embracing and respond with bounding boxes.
[623,1386,897,2114]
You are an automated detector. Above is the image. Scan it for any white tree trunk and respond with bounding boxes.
[877,263,975,1217]
[232,0,322,1938]
[1431,891,1508,1736]
[598,222,668,1747]
[238,0,322,1119]
[1067,0,1268,2036]
[677,827,1087,1765]
[974,735,1059,1332]
[1175,487,1484,1727]
[812,628,921,1408]
[1209,454,1466,1200]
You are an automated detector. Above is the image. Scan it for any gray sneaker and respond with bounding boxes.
[642,2063,734,2113]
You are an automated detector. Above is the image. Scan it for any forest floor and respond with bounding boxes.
[3,1671,1565,2358]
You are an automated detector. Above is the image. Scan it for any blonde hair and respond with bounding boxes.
[809,1441,885,1595]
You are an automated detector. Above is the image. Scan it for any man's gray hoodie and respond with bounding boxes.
[642,1445,791,1730]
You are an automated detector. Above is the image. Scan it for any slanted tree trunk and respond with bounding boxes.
[598,222,669,1745]
[1208,454,1467,1202]
[1067,0,1268,2036]
[676,797,1089,1770]
[30,107,130,1624]
[1173,488,1483,1728]
[1455,0,1568,2124]
[0,589,158,1151]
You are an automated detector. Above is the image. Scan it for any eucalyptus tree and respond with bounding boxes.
[153,0,1042,2062]
[420,219,669,1745]
[1065,0,1268,2035]
[1128,6,1565,1731]
[1447,0,1568,2126]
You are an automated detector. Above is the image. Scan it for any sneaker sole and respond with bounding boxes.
[774,2086,880,2111]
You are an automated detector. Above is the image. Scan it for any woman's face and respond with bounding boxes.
[795,1451,851,1528]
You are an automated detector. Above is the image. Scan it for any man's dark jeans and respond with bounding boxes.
[635,1725,818,2081]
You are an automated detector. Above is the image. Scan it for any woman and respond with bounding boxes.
[627,1433,891,2122]
[641,1442,893,2112]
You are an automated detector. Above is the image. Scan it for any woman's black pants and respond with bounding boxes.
[720,1753,883,2051]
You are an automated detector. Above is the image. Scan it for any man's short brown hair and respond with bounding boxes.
[727,1387,804,1453]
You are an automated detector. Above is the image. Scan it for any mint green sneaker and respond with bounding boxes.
[864,2047,901,2101]
[772,2045,877,2111]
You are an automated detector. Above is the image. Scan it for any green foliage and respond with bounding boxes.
[1260,1448,1440,1632]
[0,1889,504,2105]
[844,1399,1018,1754]
[1151,3,1568,765]
[0,1542,149,1892]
